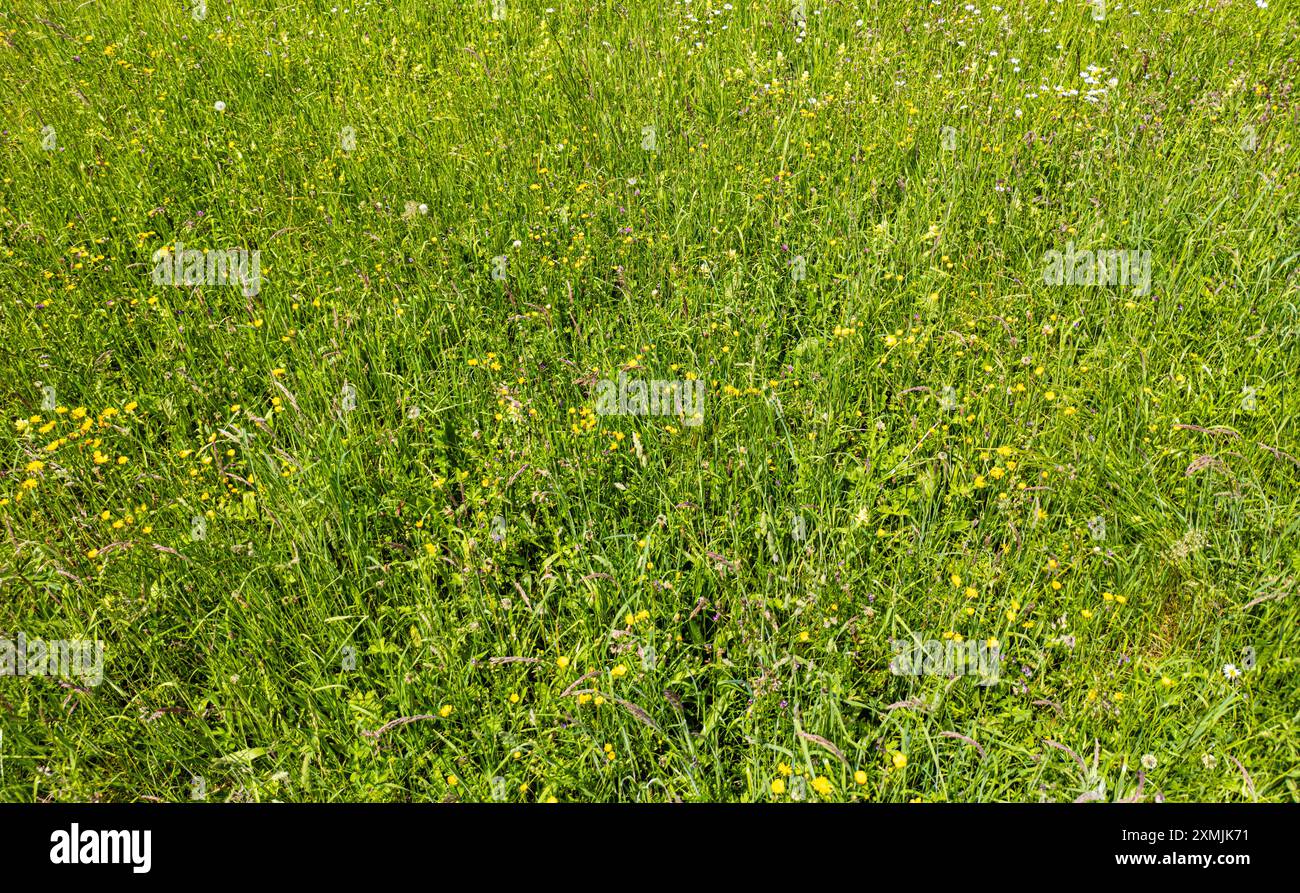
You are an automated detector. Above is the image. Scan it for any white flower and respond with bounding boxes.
[1141,754,1158,770]
[1256,0,1267,8]
[418,204,428,215]
[1202,753,1217,769]
[213,101,226,112]
[1223,663,1241,680]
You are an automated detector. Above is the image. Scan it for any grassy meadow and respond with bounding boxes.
[1,0,1298,802]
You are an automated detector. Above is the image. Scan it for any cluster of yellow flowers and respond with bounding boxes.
[6,402,138,505]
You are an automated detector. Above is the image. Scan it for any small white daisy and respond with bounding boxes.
[213,100,226,112]
[1223,663,1241,680]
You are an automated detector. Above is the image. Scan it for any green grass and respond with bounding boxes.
[1,0,1298,803]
